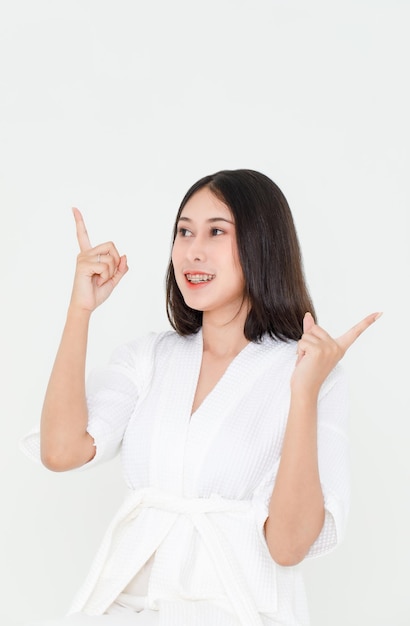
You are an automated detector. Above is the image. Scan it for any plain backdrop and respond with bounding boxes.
[1,1,409,624]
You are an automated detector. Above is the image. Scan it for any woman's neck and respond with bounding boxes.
[201,307,250,358]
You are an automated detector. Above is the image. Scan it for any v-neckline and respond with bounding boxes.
[189,329,254,419]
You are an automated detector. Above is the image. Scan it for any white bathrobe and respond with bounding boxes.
[22,329,350,626]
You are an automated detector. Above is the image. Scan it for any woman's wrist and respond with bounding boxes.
[66,304,93,324]
[289,386,319,417]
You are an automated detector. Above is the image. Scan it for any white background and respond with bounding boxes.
[1,1,409,624]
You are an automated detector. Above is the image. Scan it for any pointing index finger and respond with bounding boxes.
[337,312,383,353]
[72,207,92,251]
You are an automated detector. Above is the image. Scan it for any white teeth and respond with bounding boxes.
[186,273,215,284]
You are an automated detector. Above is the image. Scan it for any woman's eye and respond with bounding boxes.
[211,228,224,236]
[178,227,193,237]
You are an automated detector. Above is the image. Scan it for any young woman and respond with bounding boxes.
[24,169,380,626]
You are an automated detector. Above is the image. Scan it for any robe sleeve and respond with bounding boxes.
[82,340,142,468]
[253,364,350,560]
[19,333,158,471]
[305,363,350,558]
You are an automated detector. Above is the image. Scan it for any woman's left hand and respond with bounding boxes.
[291,311,382,396]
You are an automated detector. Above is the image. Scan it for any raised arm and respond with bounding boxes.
[265,311,382,566]
[40,209,128,471]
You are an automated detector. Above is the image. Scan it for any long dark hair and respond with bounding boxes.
[166,169,316,342]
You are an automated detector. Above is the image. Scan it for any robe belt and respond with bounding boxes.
[125,487,266,626]
[130,486,253,514]
[73,487,270,625]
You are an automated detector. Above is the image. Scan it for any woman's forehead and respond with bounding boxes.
[180,187,233,221]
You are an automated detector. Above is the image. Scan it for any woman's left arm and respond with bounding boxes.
[264,311,381,566]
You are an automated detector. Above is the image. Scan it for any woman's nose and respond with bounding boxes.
[187,235,206,262]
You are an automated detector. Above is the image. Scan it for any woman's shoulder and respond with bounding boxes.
[258,334,298,362]
[111,329,194,364]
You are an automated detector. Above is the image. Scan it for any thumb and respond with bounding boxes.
[295,312,315,365]
[111,255,129,285]
[303,311,315,334]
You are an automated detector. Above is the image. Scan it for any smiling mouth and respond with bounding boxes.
[185,273,215,284]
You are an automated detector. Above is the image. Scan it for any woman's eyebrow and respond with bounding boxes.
[178,216,234,224]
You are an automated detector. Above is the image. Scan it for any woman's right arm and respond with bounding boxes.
[40,208,128,471]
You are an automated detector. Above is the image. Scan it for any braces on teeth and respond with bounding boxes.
[186,274,215,283]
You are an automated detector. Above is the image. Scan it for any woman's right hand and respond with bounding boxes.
[70,207,129,313]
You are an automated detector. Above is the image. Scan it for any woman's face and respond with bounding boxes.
[171,186,246,320]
